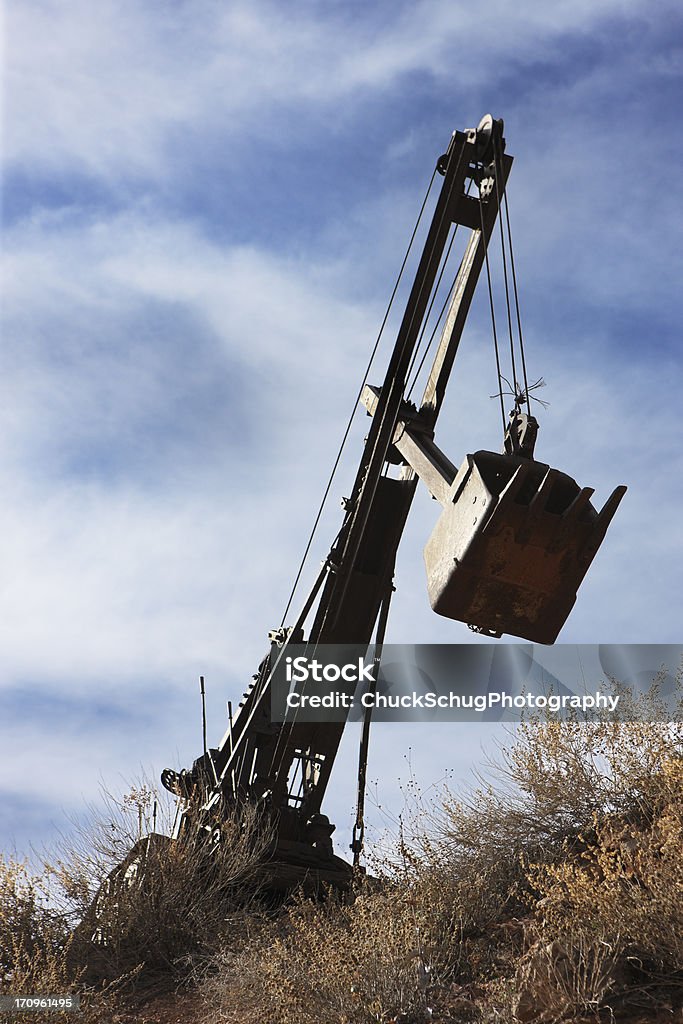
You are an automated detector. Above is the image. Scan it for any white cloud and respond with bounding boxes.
[3,168,680,700]
[5,0,652,180]
[0,204,390,700]
[2,0,681,858]
[2,213,680,715]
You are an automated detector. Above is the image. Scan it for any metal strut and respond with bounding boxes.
[351,581,393,867]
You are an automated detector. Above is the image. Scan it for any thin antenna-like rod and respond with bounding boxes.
[200,675,219,787]
[200,675,208,761]
[227,700,234,756]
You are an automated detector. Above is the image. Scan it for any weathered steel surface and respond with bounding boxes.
[423,451,627,643]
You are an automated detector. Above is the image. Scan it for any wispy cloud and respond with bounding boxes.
[2,0,681,854]
[6,0,664,179]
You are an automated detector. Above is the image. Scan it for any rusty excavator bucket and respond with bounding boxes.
[360,383,627,645]
[423,450,627,643]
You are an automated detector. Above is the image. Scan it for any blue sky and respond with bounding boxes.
[2,0,682,858]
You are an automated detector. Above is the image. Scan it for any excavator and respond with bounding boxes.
[157,115,626,890]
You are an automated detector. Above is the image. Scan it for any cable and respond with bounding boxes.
[351,579,392,867]
[315,147,470,643]
[478,194,507,436]
[278,166,438,628]
[502,189,531,414]
[493,135,519,410]
[406,262,456,400]
[405,178,472,400]
[271,160,454,788]
[404,223,456,393]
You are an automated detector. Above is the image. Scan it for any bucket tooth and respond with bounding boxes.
[527,467,562,513]
[540,485,596,555]
[580,484,628,565]
[491,462,534,515]
[562,486,595,522]
[597,484,628,528]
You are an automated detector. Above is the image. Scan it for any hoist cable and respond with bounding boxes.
[405,178,472,400]
[266,552,342,782]
[304,153,467,648]
[478,196,507,436]
[404,223,456,392]
[492,137,519,410]
[278,166,438,628]
[406,262,456,401]
[351,579,393,867]
[270,167,439,785]
[502,189,531,414]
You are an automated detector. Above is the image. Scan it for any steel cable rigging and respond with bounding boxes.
[271,142,534,816]
[278,167,439,630]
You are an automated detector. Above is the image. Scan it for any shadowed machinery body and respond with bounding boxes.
[154,115,627,888]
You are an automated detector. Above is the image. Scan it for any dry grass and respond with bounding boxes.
[522,753,683,1019]
[1,781,273,1021]
[202,680,683,1024]
[202,869,470,1024]
[52,783,272,993]
[2,679,682,1023]
[0,854,73,997]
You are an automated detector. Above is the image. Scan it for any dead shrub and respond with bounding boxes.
[203,868,467,1024]
[513,928,622,1023]
[201,684,683,1023]
[0,856,121,1022]
[45,782,273,994]
[0,853,72,997]
[432,685,683,922]
[527,755,683,983]
[1,780,273,1020]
